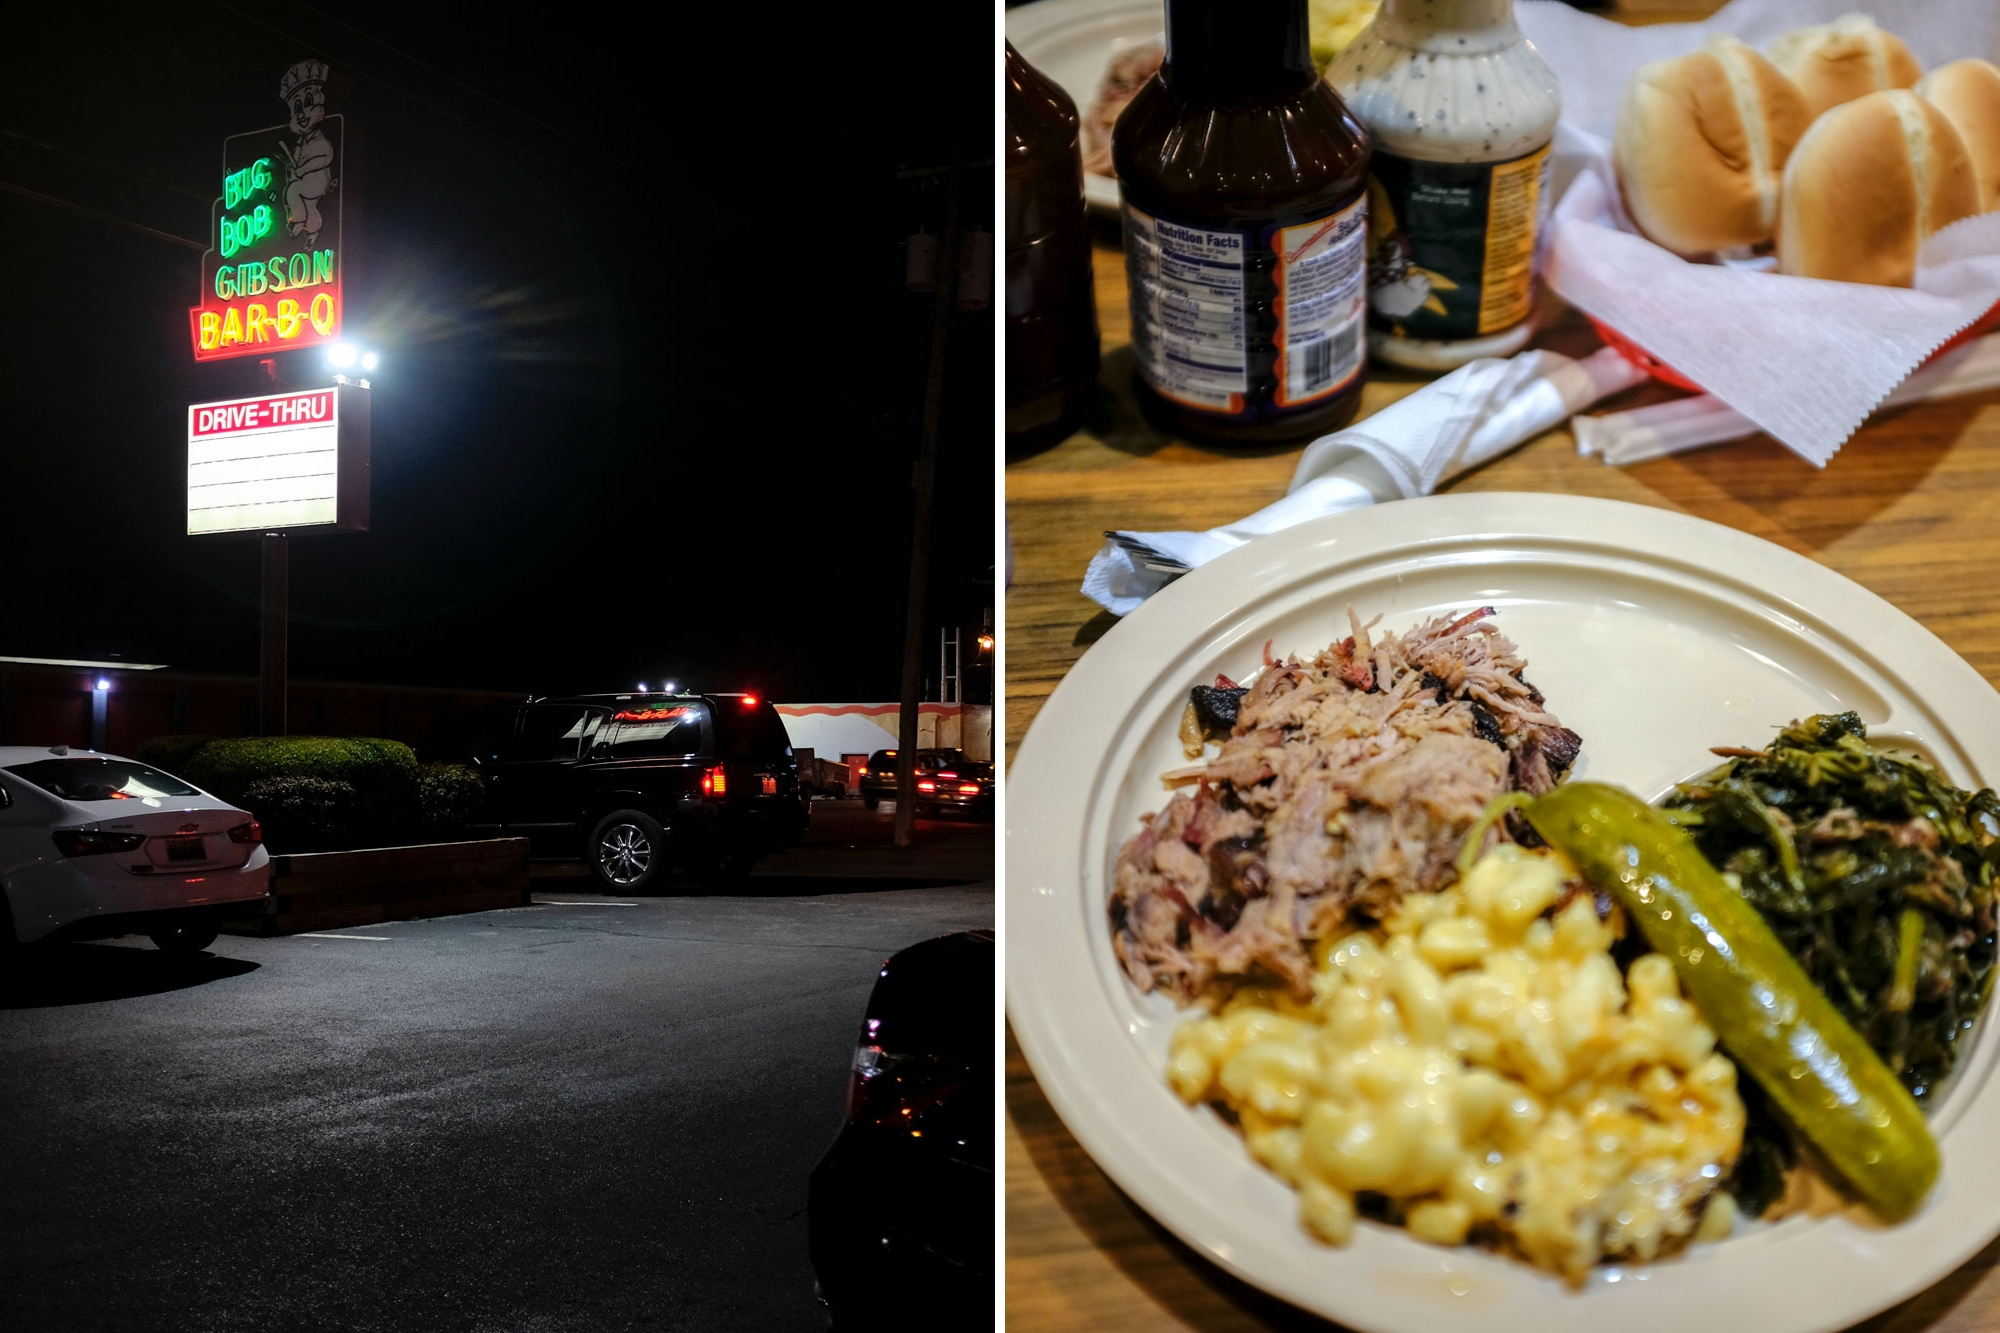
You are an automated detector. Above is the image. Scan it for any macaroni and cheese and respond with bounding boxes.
[1167,844,1746,1283]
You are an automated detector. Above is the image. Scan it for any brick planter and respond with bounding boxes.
[222,837,532,936]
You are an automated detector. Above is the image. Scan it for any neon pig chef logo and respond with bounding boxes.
[190,61,344,360]
[279,59,334,243]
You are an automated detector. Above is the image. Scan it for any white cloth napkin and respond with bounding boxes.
[1081,347,1647,615]
[1519,0,2000,466]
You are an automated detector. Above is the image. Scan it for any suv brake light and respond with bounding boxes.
[701,764,728,796]
[228,820,263,845]
[52,829,146,857]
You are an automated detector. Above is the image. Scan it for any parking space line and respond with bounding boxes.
[532,900,639,907]
[297,933,392,940]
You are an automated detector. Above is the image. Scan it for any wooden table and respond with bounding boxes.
[1003,8,2000,1325]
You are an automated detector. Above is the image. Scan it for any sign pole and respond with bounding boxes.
[260,532,288,736]
[894,147,964,849]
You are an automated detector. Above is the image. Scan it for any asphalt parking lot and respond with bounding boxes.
[0,801,992,1332]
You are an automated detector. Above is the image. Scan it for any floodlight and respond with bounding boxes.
[327,343,358,368]
[360,351,379,371]
[95,678,110,691]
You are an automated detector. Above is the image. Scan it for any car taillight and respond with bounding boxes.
[701,764,727,796]
[228,820,263,845]
[916,779,936,792]
[958,783,981,795]
[845,1044,971,1127]
[857,766,867,777]
[52,829,146,857]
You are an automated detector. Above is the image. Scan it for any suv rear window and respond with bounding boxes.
[710,698,793,759]
[607,702,708,758]
[7,758,200,801]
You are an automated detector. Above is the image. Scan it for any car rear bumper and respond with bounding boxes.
[8,851,271,944]
[807,1123,991,1326]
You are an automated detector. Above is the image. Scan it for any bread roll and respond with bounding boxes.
[1917,58,2000,212]
[1614,36,1814,256]
[1768,15,1922,118]
[1779,89,1979,286]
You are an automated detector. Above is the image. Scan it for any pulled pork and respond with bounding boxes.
[1082,42,1164,178]
[1110,608,1582,1002]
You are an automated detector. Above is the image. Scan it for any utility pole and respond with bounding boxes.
[260,532,287,735]
[895,147,963,849]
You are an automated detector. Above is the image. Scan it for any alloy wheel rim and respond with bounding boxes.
[599,824,652,885]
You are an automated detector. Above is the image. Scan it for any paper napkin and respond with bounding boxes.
[1081,347,1646,615]
[1518,0,2000,465]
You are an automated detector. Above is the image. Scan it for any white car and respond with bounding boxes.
[0,746,270,953]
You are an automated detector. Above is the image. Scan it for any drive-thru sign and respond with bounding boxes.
[185,385,369,535]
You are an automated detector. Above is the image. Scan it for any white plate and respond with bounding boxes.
[1006,0,1164,214]
[1006,492,2000,1333]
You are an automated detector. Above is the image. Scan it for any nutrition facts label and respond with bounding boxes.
[1275,198,1368,406]
[1121,206,1247,412]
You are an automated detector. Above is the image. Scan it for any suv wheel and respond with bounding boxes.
[591,810,666,892]
[150,922,219,954]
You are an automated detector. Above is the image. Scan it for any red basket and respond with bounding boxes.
[1588,299,2000,394]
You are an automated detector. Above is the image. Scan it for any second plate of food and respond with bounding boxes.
[1007,491,2000,1333]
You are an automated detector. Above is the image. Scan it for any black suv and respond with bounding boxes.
[423,692,806,891]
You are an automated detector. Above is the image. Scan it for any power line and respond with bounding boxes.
[0,177,203,251]
[203,0,638,200]
[283,0,624,174]
[0,128,212,204]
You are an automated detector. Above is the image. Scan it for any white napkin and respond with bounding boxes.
[1081,347,1646,615]
[1518,0,2000,466]
[1577,331,2000,465]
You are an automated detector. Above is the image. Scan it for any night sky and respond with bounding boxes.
[1,2,994,702]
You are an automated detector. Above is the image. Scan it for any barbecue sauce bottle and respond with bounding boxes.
[1112,0,1372,446]
[1006,41,1101,453]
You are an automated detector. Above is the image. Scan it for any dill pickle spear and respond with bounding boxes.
[1527,781,1939,1221]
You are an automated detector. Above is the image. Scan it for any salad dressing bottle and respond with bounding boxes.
[1327,0,1561,370]
[1112,0,1373,446]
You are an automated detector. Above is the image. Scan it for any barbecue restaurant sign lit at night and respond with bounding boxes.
[189,59,345,361]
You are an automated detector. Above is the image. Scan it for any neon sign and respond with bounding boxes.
[190,60,346,362]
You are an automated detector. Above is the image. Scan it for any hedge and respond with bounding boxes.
[182,736,422,847]
[135,734,220,775]
[240,776,359,853]
[417,763,485,830]
[134,736,489,853]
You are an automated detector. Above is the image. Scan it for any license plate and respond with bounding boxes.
[165,836,206,862]
[761,775,778,795]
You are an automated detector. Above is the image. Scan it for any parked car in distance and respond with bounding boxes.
[421,692,806,892]
[858,748,980,813]
[0,746,269,954]
[913,754,993,820]
[808,928,992,1329]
